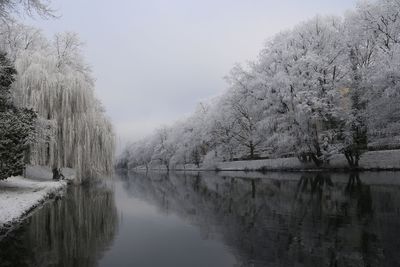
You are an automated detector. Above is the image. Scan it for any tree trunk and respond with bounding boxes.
[249,142,255,159]
[310,153,323,167]
[345,152,355,167]
[251,180,256,199]
[345,151,360,168]
[309,122,324,167]
[165,163,169,173]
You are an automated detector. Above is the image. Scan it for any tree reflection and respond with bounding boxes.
[0,183,118,267]
[121,171,400,267]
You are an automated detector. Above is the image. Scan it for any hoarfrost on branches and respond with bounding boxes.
[116,0,400,170]
[0,22,115,182]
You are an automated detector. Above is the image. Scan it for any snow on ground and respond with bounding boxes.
[24,165,76,181]
[215,150,400,171]
[0,166,74,235]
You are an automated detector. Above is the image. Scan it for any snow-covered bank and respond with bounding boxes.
[0,166,74,237]
[213,150,400,171]
[134,149,400,172]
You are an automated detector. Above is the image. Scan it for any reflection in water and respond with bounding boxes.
[1,172,400,267]
[0,183,118,267]
[120,171,400,267]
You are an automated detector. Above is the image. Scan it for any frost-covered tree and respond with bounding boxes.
[120,0,400,170]
[224,65,267,159]
[338,9,375,166]
[180,103,212,166]
[0,52,37,180]
[250,17,347,166]
[125,140,154,171]
[208,102,238,161]
[151,127,178,172]
[1,23,115,181]
[356,0,400,150]
[0,0,54,19]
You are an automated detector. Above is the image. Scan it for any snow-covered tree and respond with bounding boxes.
[263,17,347,166]
[151,127,177,172]
[208,101,238,161]
[356,0,400,150]
[0,52,37,180]
[224,65,267,159]
[120,0,400,170]
[1,23,115,181]
[0,0,54,19]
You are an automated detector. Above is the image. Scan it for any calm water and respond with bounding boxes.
[1,171,400,267]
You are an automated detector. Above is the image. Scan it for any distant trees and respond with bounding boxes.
[0,52,36,180]
[151,127,177,172]
[120,0,400,170]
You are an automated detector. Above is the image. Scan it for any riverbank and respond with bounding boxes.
[134,149,400,172]
[0,166,75,238]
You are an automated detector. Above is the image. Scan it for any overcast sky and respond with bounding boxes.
[24,0,358,151]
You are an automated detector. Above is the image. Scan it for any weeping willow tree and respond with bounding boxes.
[2,26,115,182]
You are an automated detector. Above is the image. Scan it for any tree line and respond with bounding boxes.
[119,0,400,171]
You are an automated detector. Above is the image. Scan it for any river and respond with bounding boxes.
[1,171,400,267]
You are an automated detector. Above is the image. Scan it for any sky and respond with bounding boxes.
[24,0,358,151]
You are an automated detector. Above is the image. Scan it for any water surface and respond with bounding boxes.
[1,171,400,267]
